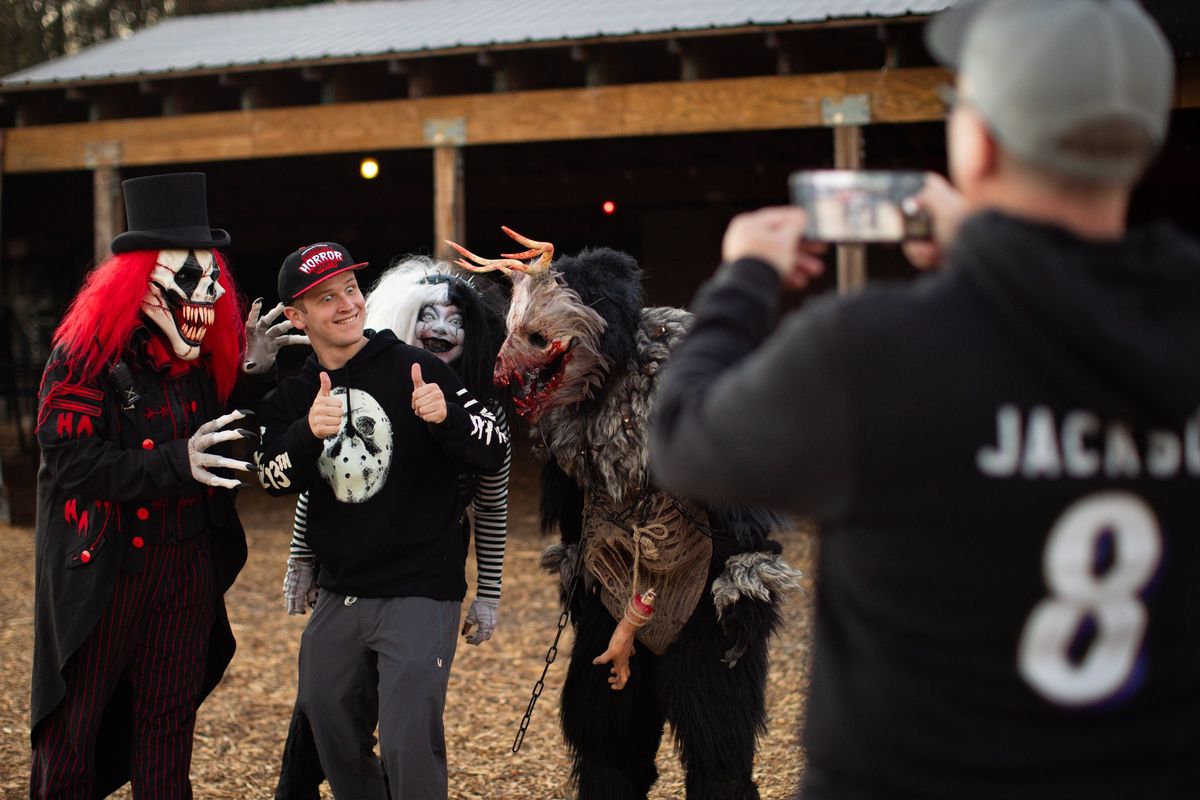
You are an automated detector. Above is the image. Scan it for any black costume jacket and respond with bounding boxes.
[31,326,247,796]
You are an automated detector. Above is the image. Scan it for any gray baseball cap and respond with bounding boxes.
[926,0,1175,182]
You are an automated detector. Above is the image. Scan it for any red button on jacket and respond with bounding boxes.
[80,550,91,563]
[132,537,144,549]
[142,438,154,450]
[136,507,150,521]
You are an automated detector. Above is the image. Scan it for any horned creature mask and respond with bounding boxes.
[449,228,610,421]
[142,248,224,360]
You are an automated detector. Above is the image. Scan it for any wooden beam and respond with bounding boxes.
[478,52,510,92]
[1,68,949,174]
[31,50,1192,169]
[765,32,795,75]
[834,125,867,294]
[433,145,464,260]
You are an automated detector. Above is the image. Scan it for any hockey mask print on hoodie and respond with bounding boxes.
[142,248,224,360]
[318,386,394,503]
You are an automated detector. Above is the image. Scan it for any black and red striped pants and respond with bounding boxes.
[31,534,215,799]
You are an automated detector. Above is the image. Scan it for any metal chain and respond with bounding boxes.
[599,491,732,541]
[513,544,584,753]
[667,493,733,540]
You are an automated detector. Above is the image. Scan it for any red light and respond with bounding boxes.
[602,200,617,215]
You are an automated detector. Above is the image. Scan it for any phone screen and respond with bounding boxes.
[789,170,929,243]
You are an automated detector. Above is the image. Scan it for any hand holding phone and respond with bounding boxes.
[721,207,827,290]
[789,170,932,244]
[901,172,968,270]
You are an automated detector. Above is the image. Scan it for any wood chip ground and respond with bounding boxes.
[0,448,815,798]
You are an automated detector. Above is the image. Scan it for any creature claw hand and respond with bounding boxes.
[462,596,499,645]
[188,409,256,488]
[593,619,636,691]
[243,298,309,374]
[283,556,318,615]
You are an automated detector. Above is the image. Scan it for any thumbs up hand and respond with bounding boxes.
[308,371,345,438]
[411,362,447,424]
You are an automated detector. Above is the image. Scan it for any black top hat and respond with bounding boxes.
[110,172,231,254]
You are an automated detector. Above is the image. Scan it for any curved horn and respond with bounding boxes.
[445,240,524,275]
[499,226,554,270]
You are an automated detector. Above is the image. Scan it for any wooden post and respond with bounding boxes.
[0,131,5,299]
[93,165,123,265]
[834,124,866,294]
[433,145,464,260]
[86,140,123,265]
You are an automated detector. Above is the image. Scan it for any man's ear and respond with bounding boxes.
[978,120,999,180]
[949,108,996,199]
[282,305,306,332]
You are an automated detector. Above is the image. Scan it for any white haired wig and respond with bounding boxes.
[364,256,453,345]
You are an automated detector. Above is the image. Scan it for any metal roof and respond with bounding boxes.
[2,0,951,87]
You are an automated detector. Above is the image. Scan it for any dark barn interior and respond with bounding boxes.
[1,0,1199,522]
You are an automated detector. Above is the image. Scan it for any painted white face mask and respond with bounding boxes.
[415,301,465,365]
[141,248,224,361]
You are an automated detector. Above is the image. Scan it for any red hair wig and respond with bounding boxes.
[52,250,245,402]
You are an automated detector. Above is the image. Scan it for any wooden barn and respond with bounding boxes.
[0,0,1198,504]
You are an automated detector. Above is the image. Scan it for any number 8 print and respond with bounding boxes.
[1018,492,1162,707]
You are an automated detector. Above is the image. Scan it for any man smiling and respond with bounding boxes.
[256,242,505,799]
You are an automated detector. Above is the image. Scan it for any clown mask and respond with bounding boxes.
[141,248,224,360]
[415,301,465,364]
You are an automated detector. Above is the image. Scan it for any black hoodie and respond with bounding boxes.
[256,329,505,600]
[652,211,1200,799]
[957,212,1200,426]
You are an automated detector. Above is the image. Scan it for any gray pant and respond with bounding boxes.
[298,591,461,800]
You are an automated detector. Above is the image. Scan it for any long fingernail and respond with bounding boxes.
[236,408,255,416]
[253,297,263,306]
[237,429,258,440]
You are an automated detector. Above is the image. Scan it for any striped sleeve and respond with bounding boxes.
[289,490,314,560]
[472,405,510,601]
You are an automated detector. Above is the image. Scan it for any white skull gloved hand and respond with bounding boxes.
[243,298,309,374]
[283,556,319,615]
[462,596,500,645]
[187,409,257,489]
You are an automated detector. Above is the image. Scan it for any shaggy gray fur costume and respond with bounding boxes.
[449,236,802,799]
[528,279,800,800]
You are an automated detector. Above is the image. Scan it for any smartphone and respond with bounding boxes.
[789,170,931,243]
